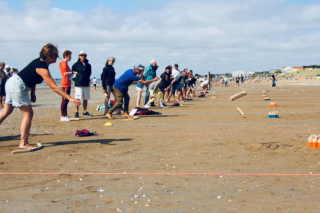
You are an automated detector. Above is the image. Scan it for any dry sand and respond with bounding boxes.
[1,80,320,212]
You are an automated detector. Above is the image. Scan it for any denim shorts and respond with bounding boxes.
[106,85,114,93]
[136,82,144,89]
[5,75,31,107]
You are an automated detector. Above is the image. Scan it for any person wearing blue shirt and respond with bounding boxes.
[143,60,158,106]
[106,64,159,119]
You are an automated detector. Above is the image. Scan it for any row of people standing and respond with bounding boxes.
[136,63,199,108]
[59,50,92,121]
[0,63,18,108]
[59,51,162,120]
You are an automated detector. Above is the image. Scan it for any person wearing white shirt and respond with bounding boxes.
[170,63,181,101]
[200,76,209,94]
[172,63,180,78]
[92,77,97,91]
[224,77,228,87]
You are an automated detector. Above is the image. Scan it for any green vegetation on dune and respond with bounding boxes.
[281,69,320,78]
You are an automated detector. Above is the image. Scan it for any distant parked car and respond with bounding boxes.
[316,74,320,76]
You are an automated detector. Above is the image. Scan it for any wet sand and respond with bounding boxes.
[1,80,320,212]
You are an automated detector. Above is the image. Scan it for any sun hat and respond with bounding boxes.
[5,65,10,69]
[133,64,145,71]
[79,50,87,55]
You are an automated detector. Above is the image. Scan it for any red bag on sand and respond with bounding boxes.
[110,100,115,106]
[75,129,97,137]
[133,107,161,115]
[197,94,205,97]
[172,103,180,106]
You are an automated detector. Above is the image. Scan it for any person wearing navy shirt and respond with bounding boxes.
[106,64,159,119]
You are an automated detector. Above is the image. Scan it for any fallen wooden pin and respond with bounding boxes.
[230,91,247,101]
[237,107,244,116]
[71,118,80,121]
[11,143,43,154]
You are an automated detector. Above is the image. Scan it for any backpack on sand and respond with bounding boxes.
[75,129,97,137]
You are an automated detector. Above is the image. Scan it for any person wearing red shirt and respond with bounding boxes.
[59,50,77,121]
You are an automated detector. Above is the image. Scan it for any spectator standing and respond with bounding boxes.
[92,77,97,91]
[235,75,240,87]
[101,57,119,115]
[0,62,6,108]
[224,76,228,87]
[240,74,244,88]
[1,65,11,106]
[72,50,92,118]
[59,50,74,121]
[12,68,18,75]
[271,72,276,88]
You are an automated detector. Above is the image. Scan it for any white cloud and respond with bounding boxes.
[1,0,320,78]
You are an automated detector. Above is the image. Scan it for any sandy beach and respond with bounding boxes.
[1,80,320,212]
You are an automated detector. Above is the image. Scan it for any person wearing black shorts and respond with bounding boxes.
[271,72,276,88]
[235,75,240,88]
[187,73,198,98]
[101,57,120,116]
[240,74,244,88]
[167,71,187,102]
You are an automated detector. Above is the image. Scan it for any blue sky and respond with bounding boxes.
[1,0,320,78]
[7,0,167,12]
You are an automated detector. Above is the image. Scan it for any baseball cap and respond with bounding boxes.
[133,64,145,71]
[79,50,87,55]
[5,65,10,69]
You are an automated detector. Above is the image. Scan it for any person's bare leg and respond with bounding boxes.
[165,90,169,102]
[182,87,185,99]
[83,100,88,113]
[137,91,142,107]
[168,93,173,102]
[177,92,184,101]
[204,86,208,94]
[177,92,185,101]
[0,103,14,124]
[75,100,79,113]
[104,92,110,115]
[186,88,191,98]
[19,105,36,149]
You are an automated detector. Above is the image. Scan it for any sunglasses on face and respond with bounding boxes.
[109,60,115,62]
[50,53,59,58]
[80,55,87,57]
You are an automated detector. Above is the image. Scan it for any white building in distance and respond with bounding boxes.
[232,70,246,77]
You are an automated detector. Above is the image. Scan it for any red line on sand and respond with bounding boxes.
[105,131,312,136]
[0,172,319,176]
